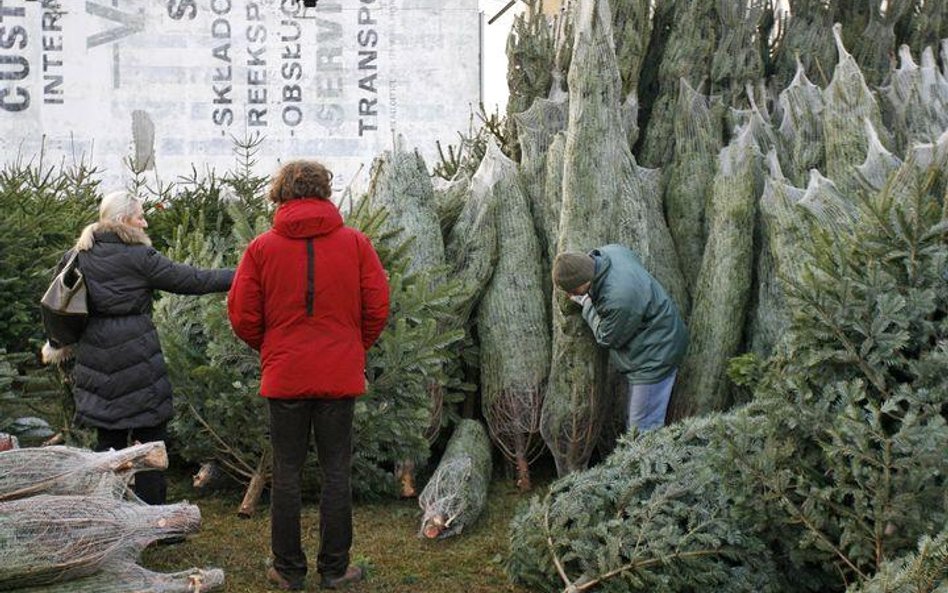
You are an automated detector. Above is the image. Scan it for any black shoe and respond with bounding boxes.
[320,566,363,589]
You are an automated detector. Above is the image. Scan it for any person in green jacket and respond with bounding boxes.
[552,244,688,431]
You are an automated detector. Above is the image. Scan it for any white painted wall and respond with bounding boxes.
[0,0,483,192]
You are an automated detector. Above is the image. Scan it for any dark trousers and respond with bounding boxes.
[95,422,168,505]
[269,398,354,584]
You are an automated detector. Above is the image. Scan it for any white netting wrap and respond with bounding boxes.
[475,142,550,491]
[882,45,948,152]
[672,122,762,419]
[444,147,500,323]
[0,495,201,588]
[853,1,912,88]
[751,151,807,355]
[365,135,446,276]
[857,118,903,193]
[710,0,767,108]
[639,0,717,167]
[823,23,890,195]
[0,443,167,502]
[418,420,491,539]
[777,59,825,187]
[909,129,948,173]
[541,131,567,268]
[664,78,724,298]
[542,0,625,477]
[798,168,858,231]
[772,0,836,89]
[4,562,225,593]
[611,0,652,99]
[433,172,472,241]
[514,97,569,270]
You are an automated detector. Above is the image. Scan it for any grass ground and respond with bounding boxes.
[142,475,541,593]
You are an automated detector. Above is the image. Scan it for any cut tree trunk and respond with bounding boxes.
[237,449,271,518]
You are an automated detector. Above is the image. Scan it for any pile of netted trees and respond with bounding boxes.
[16,1,945,565]
[497,0,948,591]
[149,0,948,516]
[0,443,224,592]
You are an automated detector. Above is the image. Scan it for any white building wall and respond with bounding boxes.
[0,0,482,192]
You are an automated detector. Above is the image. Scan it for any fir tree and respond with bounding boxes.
[846,530,948,593]
[719,158,948,589]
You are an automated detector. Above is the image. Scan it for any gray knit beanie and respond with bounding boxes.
[552,252,595,292]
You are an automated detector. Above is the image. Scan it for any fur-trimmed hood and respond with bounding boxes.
[75,220,151,251]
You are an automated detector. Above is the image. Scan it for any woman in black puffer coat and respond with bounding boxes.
[43,190,234,504]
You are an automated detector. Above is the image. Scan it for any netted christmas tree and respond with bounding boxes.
[365,137,446,277]
[749,152,807,355]
[771,0,837,89]
[4,562,225,593]
[475,142,550,491]
[638,0,718,168]
[853,0,912,89]
[669,118,763,419]
[0,495,201,588]
[418,419,492,539]
[775,58,826,186]
[541,0,628,477]
[823,23,891,196]
[663,79,724,297]
[881,45,948,154]
[710,0,769,110]
[0,442,166,502]
[513,96,568,274]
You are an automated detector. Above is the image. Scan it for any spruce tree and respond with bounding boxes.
[718,157,948,588]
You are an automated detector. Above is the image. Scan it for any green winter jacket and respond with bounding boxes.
[581,244,688,384]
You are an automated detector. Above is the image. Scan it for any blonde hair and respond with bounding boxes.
[98,190,143,224]
[75,191,147,250]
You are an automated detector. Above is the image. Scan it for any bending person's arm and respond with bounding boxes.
[581,300,641,349]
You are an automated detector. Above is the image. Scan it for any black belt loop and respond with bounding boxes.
[306,238,315,316]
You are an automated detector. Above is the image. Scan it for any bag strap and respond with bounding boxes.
[62,249,80,272]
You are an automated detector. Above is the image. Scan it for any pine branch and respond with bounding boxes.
[730,442,870,581]
[185,402,256,480]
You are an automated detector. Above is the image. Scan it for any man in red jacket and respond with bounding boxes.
[228,160,390,591]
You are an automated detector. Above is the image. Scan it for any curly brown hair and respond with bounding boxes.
[268,160,334,204]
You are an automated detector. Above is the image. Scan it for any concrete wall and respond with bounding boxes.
[0,0,482,193]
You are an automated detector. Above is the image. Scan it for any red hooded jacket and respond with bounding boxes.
[228,199,390,398]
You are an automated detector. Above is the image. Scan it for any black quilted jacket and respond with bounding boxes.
[68,230,233,430]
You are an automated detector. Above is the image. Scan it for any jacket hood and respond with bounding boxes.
[589,248,611,296]
[273,199,344,239]
[75,220,152,251]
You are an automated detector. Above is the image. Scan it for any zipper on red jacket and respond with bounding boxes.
[306,238,315,316]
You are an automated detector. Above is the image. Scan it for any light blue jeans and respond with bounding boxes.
[627,369,678,432]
